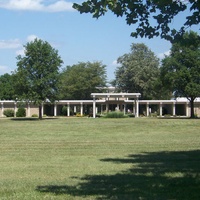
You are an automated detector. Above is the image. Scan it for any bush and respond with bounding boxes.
[32,114,38,118]
[76,113,83,117]
[61,106,67,116]
[127,113,135,118]
[16,107,26,117]
[104,111,127,118]
[3,109,14,117]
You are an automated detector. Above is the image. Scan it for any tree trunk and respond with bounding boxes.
[190,98,195,118]
[39,105,42,120]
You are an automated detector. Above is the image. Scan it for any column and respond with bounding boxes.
[173,102,176,116]
[133,102,135,116]
[159,102,163,116]
[74,106,77,114]
[123,104,126,115]
[106,103,109,112]
[101,104,103,114]
[93,97,96,118]
[186,102,189,117]
[120,104,123,112]
[146,103,149,117]
[14,102,17,117]
[96,107,98,114]
[1,102,4,117]
[27,103,31,117]
[135,98,139,117]
[80,103,83,116]
[41,103,44,117]
[54,103,57,117]
[67,103,70,117]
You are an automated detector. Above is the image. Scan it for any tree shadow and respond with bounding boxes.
[36,150,200,199]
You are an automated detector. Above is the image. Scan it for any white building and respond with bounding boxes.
[1,94,200,118]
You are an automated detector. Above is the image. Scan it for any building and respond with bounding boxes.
[1,95,200,118]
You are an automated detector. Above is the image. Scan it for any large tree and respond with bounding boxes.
[160,31,200,118]
[73,0,200,41]
[14,39,63,119]
[113,43,161,99]
[0,73,16,100]
[59,61,107,100]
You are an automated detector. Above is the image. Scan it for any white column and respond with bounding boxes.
[54,103,57,117]
[133,102,135,116]
[1,102,4,117]
[135,98,139,117]
[93,97,96,118]
[173,102,176,116]
[106,103,109,112]
[14,102,17,117]
[159,103,163,116]
[67,103,70,117]
[80,103,83,116]
[124,104,126,115]
[146,103,149,117]
[41,103,44,117]
[74,106,76,114]
[101,104,103,114]
[186,102,189,117]
[27,103,31,117]
[120,104,123,112]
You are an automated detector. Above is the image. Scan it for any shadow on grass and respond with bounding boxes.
[36,150,200,200]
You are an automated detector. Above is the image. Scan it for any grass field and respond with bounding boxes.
[0,117,200,200]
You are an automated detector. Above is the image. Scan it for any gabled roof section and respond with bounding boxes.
[91,93,141,99]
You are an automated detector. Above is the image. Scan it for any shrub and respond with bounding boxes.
[3,109,14,117]
[76,113,83,117]
[32,114,38,118]
[61,106,67,116]
[104,111,127,118]
[16,107,26,117]
[127,113,135,118]
[151,112,158,117]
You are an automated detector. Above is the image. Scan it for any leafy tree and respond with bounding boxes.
[0,73,16,100]
[59,61,107,100]
[160,31,200,118]
[113,43,161,99]
[14,39,63,119]
[73,0,200,41]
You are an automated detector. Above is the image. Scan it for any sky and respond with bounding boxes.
[0,0,199,81]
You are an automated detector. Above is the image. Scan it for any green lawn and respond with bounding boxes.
[0,117,200,200]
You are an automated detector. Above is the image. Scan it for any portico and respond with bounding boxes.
[91,93,141,118]
[0,96,200,118]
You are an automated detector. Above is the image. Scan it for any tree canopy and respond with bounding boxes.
[160,31,200,118]
[59,61,107,100]
[14,39,63,119]
[73,0,200,41]
[113,43,161,99]
[0,73,16,100]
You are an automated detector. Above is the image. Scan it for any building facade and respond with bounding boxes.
[1,95,200,118]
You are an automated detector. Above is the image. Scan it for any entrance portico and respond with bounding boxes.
[91,93,141,118]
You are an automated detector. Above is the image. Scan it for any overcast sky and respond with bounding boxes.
[0,0,199,81]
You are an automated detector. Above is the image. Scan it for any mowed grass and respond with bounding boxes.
[0,117,200,200]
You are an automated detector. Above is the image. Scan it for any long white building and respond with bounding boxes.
[1,94,200,118]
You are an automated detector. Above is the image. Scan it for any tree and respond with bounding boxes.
[0,73,16,100]
[73,0,200,41]
[59,61,107,100]
[113,43,161,99]
[14,39,63,119]
[160,31,200,118]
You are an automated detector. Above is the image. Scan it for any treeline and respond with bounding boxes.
[0,31,199,118]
